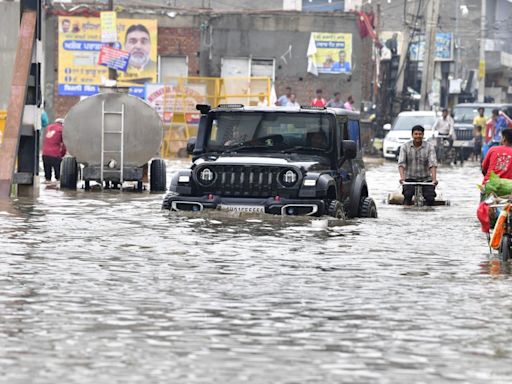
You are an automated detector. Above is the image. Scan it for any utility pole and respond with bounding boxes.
[478,0,486,102]
[396,0,414,101]
[420,0,440,110]
[454,0,460,79]
[107,0,117,82]
[373,1,381,104]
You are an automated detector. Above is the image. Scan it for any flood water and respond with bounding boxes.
[1,159,511,384]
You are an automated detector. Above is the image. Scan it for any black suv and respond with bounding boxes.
[162,104,377,219]
[453,103,512,158]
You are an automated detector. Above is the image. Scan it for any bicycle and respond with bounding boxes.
[435,134,461,165]
[401,181,436,207]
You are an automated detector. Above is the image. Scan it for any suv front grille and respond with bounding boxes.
[455,128,473,141]
[194,165,300,198]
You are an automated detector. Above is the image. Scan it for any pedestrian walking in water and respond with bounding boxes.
[326,92,344,108]
[286,93,300,107]
[344,95,355,111]
[42,118,67,183]
[311,89,326,107]
[276,87,292,106]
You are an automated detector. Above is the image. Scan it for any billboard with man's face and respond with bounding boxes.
[310,32,352,75]
[58,16,158,96]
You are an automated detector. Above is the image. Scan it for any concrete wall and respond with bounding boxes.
[46,9,369,116]
[208,12,365,105]
[0,2,21,109]
[492,0,512,53]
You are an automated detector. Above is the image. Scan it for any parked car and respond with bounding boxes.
[382,111,437,160]
[452,103,512,159]
[162,104,378,219]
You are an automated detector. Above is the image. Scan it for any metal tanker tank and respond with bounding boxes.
[60,92,167,192]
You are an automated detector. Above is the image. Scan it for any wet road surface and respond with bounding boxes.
[1,160,511,384]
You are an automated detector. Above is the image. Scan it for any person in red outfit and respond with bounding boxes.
[311,89,326,107]
[42,118,67,182]
[481,128,512,184]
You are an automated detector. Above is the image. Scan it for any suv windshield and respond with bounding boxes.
[206,112,333,152]
[392,115,436,130]
[453,106,495,124]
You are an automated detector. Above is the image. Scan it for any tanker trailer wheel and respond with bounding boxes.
[150,159,167,192]
[60,156,78,190]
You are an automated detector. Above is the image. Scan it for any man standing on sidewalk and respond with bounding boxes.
[42,118,67,183]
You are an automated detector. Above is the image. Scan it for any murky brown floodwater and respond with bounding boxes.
[1,159,511,384]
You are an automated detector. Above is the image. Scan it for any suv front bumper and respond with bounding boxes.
[163,194,328,216]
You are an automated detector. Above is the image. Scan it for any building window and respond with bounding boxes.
[160,56,188,81]
[302,0,344,12]
[221,57,275,81]
[221,57,251,78]
[251,58,275,81]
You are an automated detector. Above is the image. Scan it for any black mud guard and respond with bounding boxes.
[316,174,337,198]
[348,174,367,218]
[169,169,193,194]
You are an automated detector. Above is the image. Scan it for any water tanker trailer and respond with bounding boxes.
[60,92,166,191]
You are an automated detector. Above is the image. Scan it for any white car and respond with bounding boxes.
[382,111,438,159]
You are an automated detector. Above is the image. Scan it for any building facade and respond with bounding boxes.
[45,2,371,119]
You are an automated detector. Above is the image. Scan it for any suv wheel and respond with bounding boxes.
[162,193,173,210]
[359,197,378,218]
[328,200,345,219]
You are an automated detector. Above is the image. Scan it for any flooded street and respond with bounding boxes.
[2,159,512,384]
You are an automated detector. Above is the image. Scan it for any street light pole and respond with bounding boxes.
[396,0,414,101]
[478,0,486,102]
[454,0,460,79]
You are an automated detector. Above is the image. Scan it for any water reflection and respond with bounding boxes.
[2,160,512,383]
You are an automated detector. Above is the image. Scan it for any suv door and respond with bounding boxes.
[337,115,354,200]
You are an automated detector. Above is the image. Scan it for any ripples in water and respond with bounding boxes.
[1,160,512,383]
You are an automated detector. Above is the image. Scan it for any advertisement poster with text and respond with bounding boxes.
[58,16,157,96]
[311,32,352,74]
[145,83,206,124]
[409,32,453,62]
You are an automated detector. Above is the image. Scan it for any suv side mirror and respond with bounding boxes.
[343,140,357,160]
[383,123,392,131]
[186,137,197,155]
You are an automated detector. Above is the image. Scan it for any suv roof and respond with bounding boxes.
[397,110,437,116]
[454,103,512,108]
[210,104,360,118]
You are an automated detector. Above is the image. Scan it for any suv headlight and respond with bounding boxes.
[198,167,215,185]
[280,169,298,187]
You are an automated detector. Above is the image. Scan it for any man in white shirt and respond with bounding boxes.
[276,87,292,106]
[432,108,456,151]
[286,93,300,107]
[433,108,455,139]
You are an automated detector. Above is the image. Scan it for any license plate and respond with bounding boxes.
[453,140,472,147]
[219,204,265,213]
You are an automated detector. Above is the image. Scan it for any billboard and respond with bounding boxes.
[58,16,158,96]
[145,83,206,124]
[309,32,352,74]
[409,32,454,62]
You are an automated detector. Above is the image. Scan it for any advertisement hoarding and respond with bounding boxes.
[58,16,158,96]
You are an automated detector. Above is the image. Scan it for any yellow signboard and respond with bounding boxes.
[311,32,352,74]
[479,60,486,80]
[58,16,158,96]
[100,11,117,43]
